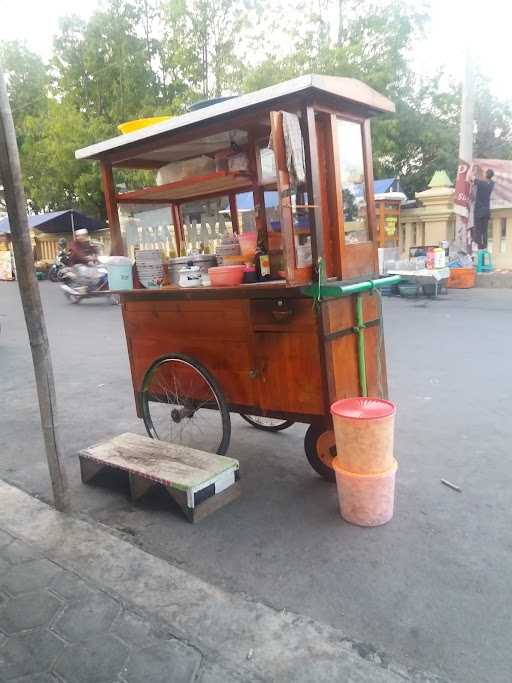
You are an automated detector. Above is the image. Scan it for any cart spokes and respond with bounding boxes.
[141,353,231,455]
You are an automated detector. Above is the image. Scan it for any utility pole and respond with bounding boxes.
[0,71,70,511]
[453,47,475,253]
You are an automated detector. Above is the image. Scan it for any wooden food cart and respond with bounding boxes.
[76,75,397,480]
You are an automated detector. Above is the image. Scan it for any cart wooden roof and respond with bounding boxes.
[75,74,395,166]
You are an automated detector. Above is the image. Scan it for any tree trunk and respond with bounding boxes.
[0,71,69,512]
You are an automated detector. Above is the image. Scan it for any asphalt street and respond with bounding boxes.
[1,281,511,683]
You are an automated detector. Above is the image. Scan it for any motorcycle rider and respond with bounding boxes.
[67,228,106,293]
[68,228,97,266]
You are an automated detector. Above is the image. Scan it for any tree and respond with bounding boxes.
[160,0,251,99]
[0,42,49,128]
[52,1,159,124]
[474,76,512,160]
[19,100,111,216]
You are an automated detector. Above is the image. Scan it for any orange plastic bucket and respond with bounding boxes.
[330,398,395,474]
[333,457,397,526]
[448,267,475,289]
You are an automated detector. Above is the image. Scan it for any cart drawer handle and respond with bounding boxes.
[271,308,293,322]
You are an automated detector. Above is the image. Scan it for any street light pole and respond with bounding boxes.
[0,71,69,511]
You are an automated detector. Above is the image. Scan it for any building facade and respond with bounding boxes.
[400,169,512,269]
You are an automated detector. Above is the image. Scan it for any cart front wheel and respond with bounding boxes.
[240,414,295,432]
[304,424,336,481]
[142,353,231,455]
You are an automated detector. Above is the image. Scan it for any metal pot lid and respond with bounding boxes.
[169,254,217,265]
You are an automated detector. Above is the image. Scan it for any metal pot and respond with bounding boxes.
[169,254,217,285]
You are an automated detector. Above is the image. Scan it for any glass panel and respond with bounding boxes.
[235,192,256,233]
[181,195,232,254]
[337,119,369,243]
[291,190,312,268]
[260,147,277,184]
[118,203,177,259]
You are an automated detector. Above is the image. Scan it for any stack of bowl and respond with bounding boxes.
[215,234,242,265]
[330,398,397,527]
[135,250,164,288]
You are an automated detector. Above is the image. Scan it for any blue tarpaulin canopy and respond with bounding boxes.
[0,210,105,235]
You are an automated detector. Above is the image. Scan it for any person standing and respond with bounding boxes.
[472,168,495,249]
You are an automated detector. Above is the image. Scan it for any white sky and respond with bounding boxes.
[0,0,510,100]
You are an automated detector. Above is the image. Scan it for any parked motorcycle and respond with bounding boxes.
[48,249,72,282]
[60,263,119,305]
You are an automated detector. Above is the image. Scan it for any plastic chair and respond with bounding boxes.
[476,249,493,273]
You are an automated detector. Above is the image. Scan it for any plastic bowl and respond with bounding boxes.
[118,116,171,134]
[208,265,245,286]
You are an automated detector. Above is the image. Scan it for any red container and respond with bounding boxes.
[448,267,475,289]
[208,265,245,286]
[330,397,396,474]
[332,457,398,527]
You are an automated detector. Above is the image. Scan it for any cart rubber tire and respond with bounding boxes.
[48,266,59,283]
[240,414,295,432]
[142,353,231,455]
[304,424,336,481]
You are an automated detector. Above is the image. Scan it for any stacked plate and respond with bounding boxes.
[215,234,241,265]
[135,250,164,288]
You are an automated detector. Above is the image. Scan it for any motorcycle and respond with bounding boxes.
[60,262,119,305]
[48,249,72,282]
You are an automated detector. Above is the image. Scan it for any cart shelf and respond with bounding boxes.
[115,171,254,204]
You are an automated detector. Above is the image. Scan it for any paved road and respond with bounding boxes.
[1,281,512,682]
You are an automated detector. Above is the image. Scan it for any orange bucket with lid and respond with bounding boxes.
[330,397,395,474]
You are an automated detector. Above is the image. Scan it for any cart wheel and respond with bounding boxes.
[304,424,336,481]
[142,353,231,455]
[110,294,120,305]
[240,414,295,432]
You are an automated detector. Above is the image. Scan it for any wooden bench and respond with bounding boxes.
[79,432,240,523]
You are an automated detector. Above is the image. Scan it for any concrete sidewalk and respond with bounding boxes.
[0,481,449,683]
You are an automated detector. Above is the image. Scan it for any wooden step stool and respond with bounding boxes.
[79,432,240,523]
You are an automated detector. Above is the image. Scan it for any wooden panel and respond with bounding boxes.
[321,294,388,402]
[124,310,248,341]
[342,242,377,279]
[130,336,256,407]
[123,296,255,406]
[321,294,379,334]
[325,333,360,401]
[254,331,324,414]
[250,298,316,332]
[364,323,388,399]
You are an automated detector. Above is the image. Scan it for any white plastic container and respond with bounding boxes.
[106,256,133,291]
